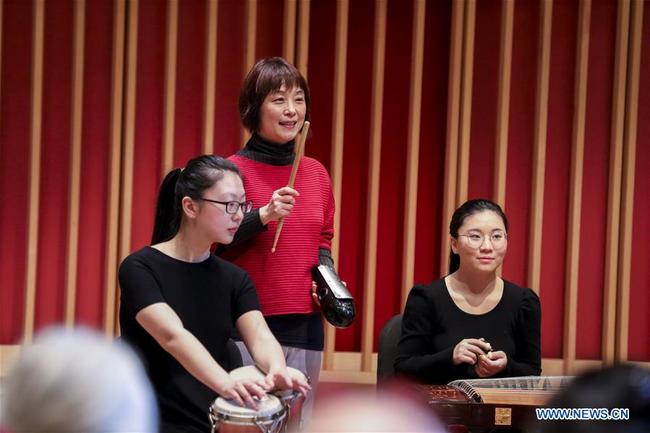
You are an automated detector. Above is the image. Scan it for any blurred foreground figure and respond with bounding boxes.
[307,388,444,433]
[1,327,158,433]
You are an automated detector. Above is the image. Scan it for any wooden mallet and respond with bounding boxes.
[271,121,310,253]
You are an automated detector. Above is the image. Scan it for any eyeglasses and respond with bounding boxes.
[457,231,508,249]
[197,198,253,214]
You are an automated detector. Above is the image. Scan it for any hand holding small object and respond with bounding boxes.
[475,350,507,377]
[452,338,492,365]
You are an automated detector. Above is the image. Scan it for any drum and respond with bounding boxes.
[227,365,308,431]
[209,394,287,433]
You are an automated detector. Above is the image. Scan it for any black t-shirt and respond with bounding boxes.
[119,247,260,433]
[395,278,541,384]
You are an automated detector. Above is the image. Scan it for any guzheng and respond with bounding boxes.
[416,376,573,432]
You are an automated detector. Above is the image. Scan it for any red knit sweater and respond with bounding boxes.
[225,155,335,316]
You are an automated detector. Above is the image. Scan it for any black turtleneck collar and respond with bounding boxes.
[237,133,295,166]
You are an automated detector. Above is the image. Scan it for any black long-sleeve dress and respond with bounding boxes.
[395,278,541,384]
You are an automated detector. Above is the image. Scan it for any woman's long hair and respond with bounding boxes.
[151,155,241,244]
[447,199,508,273]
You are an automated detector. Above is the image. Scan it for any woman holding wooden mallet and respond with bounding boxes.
[220,57,335,427]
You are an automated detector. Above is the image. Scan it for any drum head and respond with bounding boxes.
[211,394,285,423]
[229,365,266,382]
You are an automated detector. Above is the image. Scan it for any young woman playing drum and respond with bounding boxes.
[118,155,310,433]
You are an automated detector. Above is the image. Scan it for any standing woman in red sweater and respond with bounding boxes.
[220,57,335,426]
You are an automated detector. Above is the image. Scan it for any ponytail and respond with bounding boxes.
[150,155,242,245]
[151,168,182,244]
[448,251,460,274]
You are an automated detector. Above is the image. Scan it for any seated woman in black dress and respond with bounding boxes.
[118,155,309,433]
[395,199,541,384]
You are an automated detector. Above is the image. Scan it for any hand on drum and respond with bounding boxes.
[220,376,271,409]
[259,187,299,224]
[452,338,492,366]
[266,366,311,397]
[474,350,507,377]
